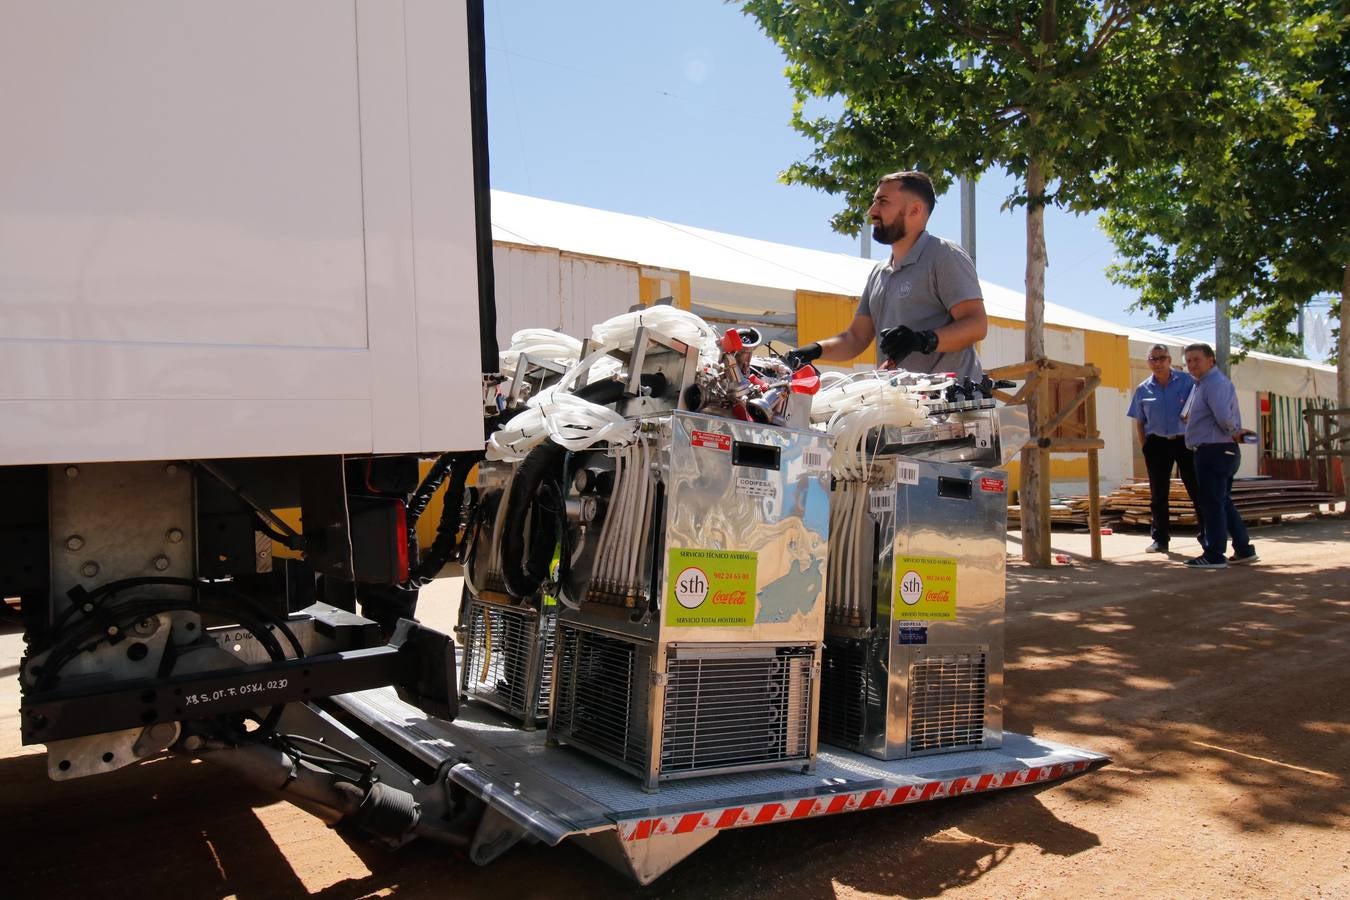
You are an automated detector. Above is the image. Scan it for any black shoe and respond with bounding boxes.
[1184,556,1227,569]
[1228,549,1259,564]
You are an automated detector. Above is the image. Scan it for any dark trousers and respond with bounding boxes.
[1192,443,1252,562]
[1142,434,1201,547]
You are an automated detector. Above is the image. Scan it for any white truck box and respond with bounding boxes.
[0,0,486,465]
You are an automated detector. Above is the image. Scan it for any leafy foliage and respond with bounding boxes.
[1101,0,1347,349]
[1235,328,1308,361]
[739,0,1274,232]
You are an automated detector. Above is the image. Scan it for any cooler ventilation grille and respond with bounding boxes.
[660,647,814,774]
[461,599,555,723]
[552,625,650,770]
[908,651,987,754]
[818,639,869,748]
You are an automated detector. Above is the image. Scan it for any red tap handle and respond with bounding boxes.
[790,364,821,395]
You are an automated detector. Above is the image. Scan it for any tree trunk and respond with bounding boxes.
[1021,157,1049,566]
[1216,296,1231,375]
[1340,262,1349,509]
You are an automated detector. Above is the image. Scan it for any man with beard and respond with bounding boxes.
[783,170,987,378]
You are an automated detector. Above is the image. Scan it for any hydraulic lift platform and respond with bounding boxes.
[330,687,1109,884]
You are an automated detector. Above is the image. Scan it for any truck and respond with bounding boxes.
[0,0,1104,885]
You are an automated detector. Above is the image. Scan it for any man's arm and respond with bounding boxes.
[1211,379,1242,436]
[935,299,987,352]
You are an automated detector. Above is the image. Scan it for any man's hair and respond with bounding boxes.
[879,170,936,215]
[1183,342,1216,360]
[1149,344,1170,356]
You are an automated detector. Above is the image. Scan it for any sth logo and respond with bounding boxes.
[674,567,709,609]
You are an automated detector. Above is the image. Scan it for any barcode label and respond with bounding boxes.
[897,462,920,485]
[869,489,894,514]
[803,449,829,471]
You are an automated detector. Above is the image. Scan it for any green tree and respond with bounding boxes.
[1102,1,1347,398]
[740,0,1271,564]
[1235,328,1308,361]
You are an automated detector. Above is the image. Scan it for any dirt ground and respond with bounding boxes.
[2,513,1348,898]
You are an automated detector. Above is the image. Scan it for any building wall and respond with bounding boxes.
[793,290,873,368]
[491,242,642,347]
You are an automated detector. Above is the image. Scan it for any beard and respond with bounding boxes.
[872,217,905,245]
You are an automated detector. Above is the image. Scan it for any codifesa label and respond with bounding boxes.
[665,548,757,627]
[892,555,958,621]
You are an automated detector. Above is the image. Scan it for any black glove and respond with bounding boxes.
[878,326,938,364]
[781,342,822,371]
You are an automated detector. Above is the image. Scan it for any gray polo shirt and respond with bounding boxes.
[857,230,984,379]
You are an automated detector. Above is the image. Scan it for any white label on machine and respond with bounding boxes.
[736,476,777,498]
[868,489,894,515]
[802,448,830,472]
[897,462,920,485]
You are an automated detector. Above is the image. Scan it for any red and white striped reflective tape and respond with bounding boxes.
[618,760,1091,842]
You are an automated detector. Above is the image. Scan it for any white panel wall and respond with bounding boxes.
[0,1,367,349]
[0,1,486,463]
[492,245,640,347]
[980,324,1026,369]
[1096,389,1133,491]
[1046,328,1085,364]
[492,244,562,348]
[981,324,1082,369]
[560,256,640,338]
[1237,391,1259,477]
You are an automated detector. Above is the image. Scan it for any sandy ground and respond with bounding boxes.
[2,512,1347,898]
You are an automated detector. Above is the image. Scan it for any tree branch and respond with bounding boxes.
[1086,2,1134,60]
[927,0,1031,59]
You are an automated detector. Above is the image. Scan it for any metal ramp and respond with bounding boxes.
[334,688,1108,885]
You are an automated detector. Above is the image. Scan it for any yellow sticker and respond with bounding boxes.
[665,548,757,627]
[893,555,958,620]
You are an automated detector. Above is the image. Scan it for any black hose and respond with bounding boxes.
[407,452,483,586]
[499,441,566,598]
[497,378,625,598]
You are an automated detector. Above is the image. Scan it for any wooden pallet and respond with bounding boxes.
[1011,477,1337,530]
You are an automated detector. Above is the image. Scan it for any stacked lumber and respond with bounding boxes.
[1102,479,1194,526]
[1009,477,1337,530]
[1007,499,1086,528]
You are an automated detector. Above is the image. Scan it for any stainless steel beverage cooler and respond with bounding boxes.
[459,461,557,727]
[820,412,1009,761]
[549,411,832,790]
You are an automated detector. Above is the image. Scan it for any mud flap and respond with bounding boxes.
[389,618,459,721]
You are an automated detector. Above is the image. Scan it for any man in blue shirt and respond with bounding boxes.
[1181,343,1259,569]
[1126,344,1202,554]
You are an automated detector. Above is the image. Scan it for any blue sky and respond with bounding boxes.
[482,1,1237,346]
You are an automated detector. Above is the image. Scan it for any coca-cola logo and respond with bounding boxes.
[711,590,747,605]
[674,566,709,609]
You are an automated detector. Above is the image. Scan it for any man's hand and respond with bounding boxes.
[878,325,938,364]
[782,342,823,371]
